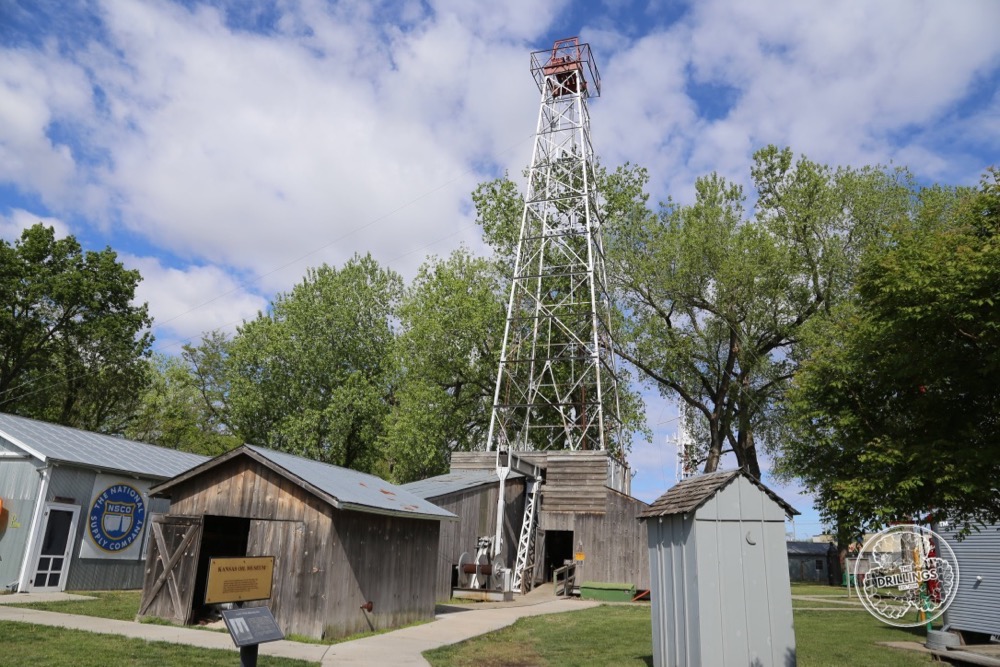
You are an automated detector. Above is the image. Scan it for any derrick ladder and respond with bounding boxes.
[512,479,541,592]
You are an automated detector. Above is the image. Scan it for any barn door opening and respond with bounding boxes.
[543,530,574,582]
[191,515,250,622]
[29,503,79,592]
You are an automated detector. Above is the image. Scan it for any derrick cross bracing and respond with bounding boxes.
[482,37,624,594]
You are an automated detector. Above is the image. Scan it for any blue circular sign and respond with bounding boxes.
[88,484,146,552]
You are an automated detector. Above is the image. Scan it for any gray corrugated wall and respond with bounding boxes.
[647,514,698,667]
[0,452,43,588]
[940,523,1000,636]
[46,465,166,591]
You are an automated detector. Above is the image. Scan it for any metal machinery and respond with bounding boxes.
[464,38,623,595]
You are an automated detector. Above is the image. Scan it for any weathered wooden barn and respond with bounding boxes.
[402,469,526,601]
[442,450,650,590]
[140,444,456,640]
[0,413,207,594]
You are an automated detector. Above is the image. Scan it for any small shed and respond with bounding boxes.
[786,541,835,583]
[0,413,207,593]
[141,444,456,640]
[640,470,798,667]
[938,522,1000,638]
[402,469,525,601]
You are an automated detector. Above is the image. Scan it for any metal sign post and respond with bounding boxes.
[221,606,284,667]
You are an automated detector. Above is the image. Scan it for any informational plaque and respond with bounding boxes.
[221,606,284,647]
[205,556,274,604]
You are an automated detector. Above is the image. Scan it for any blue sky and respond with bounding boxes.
[2,0,999,535]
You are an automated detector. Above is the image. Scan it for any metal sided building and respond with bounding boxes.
[641,470,798,667]
[402,469,526,601]
[939,522,1000,639]
[141,444,456,640]
[786,541,836,584]
[0,412,207,593]
[449,450,650,590]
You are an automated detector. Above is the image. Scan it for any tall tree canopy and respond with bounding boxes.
[474,149,912,477]
[125,354,239,455]
[780,169,1000,534]
[609,147,913,477]
[213,254,401,473]
[383,248,505,482]
[0,224,152,431]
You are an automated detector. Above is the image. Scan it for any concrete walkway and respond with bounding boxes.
[0,589,598,666]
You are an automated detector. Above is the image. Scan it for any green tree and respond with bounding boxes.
[610,147,912,477]
[219,254,401,472]
[780,169,1000,534]
[0,224,153,431]
[125,354,239,455]
[383,248,506,482]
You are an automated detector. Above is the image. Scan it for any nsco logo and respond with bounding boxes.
[88,484,146,552]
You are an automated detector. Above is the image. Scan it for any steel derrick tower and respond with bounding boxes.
[487,39,622,459]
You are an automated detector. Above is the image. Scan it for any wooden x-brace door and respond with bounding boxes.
[137,514,203,624]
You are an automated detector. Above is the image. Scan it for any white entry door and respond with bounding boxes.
[29,503,79,592]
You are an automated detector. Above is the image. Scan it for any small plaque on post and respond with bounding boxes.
[221,606,284,647]
[205,556,274,605]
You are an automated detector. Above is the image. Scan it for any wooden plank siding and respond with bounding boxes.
[450,451,549,471]
[324,511,439,638]
[571,490,649,588]
[424,479,526,601]
[447,450,649,589]
[542,454,608,513]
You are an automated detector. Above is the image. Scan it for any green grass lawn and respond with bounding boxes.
[426,605,652,667]
[424,602,935,667]
[0,621,317,667]
[6,589,143,620]
[8,588,936,665]
[790,583,852,597]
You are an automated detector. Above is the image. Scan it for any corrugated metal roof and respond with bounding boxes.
[243,446,455,521]
[0,412,208,479]
[639,469,798,518]
[152,444,455,522]
[786,541,833,556]
[401,469,523,500]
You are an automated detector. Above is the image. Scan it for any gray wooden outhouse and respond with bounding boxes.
[938,522,1000,638]
[0,413,207,593]
[640,470,799,667]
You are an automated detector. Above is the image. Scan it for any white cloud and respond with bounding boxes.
[0,47,93,209]
[63,0,534,293]
[0,208,71,241]
[592,0,1000,204]
[124,254,269,347]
